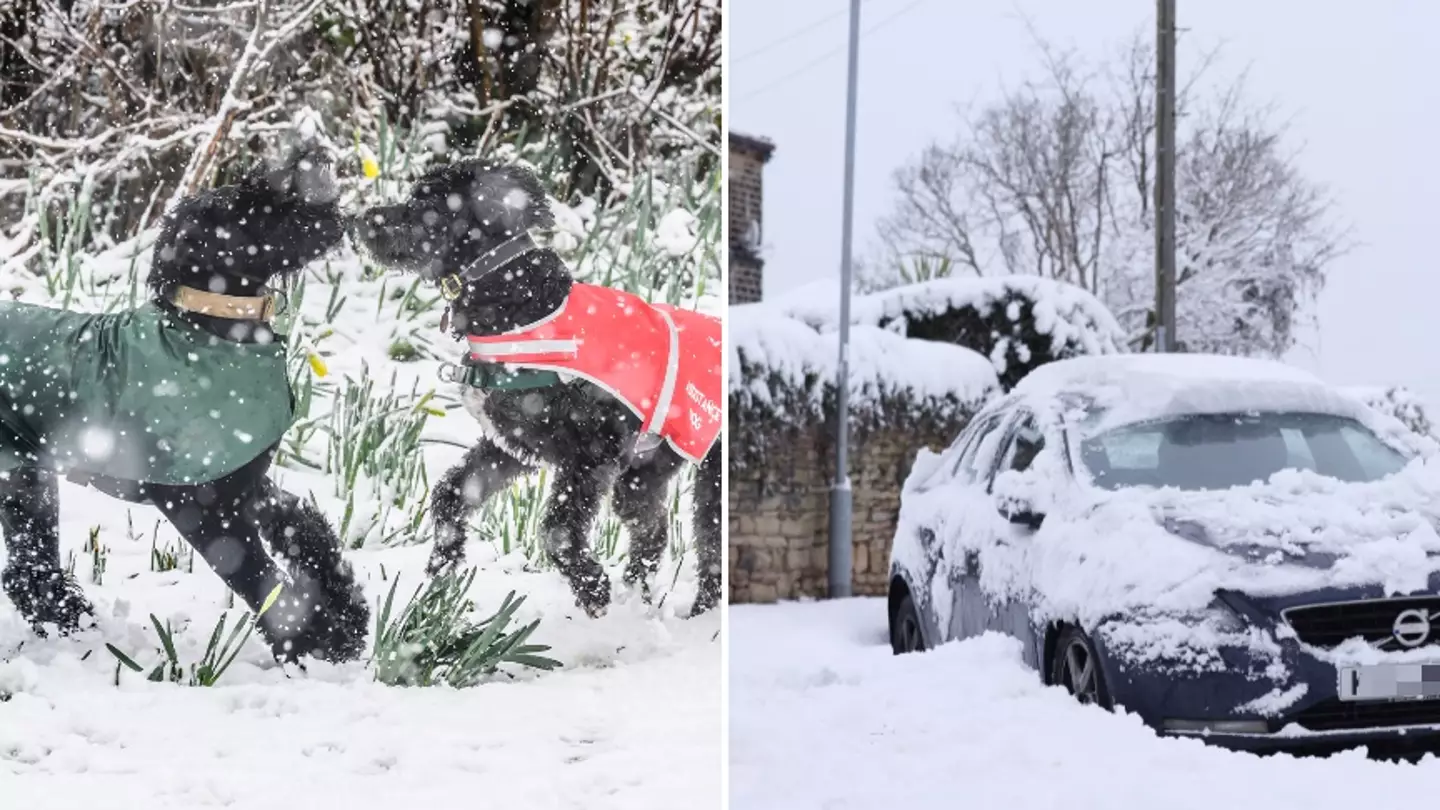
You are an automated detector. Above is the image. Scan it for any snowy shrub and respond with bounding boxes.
[728,305,1000,470]
[0,0,719,258]
[780,276,1125,391]
[1343,385,1438,441]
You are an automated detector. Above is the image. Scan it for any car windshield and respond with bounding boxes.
[1078,411,1409,491]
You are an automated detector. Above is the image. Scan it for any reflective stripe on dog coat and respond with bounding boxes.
[465,283,722,463]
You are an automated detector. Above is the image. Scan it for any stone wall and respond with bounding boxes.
[728,417,961,603]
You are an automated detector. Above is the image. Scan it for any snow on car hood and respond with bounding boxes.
[896,455,1440,638]
[1148,465,1440,581]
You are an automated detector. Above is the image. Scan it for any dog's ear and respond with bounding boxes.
[461,162,555,237]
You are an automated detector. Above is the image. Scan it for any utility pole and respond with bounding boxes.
[829,0,862,600]
[1154,0,1178,353]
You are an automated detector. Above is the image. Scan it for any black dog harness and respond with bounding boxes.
[435,232,562,392]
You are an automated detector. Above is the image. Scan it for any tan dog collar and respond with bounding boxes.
[171,286,276,322]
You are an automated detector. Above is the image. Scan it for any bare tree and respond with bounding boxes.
[871,32,1347,358]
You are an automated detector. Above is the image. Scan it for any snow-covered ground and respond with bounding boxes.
[0,247,720,808]
[730,599,1440,810]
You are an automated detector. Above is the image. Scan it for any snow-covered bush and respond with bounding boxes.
[729,304,1000,470]
[779,276,1125,391]
[0,0,720,268]
[1343,385,1438,442]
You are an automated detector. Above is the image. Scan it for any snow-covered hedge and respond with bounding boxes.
[1342,385,1438,442]
[779,276,1125,391]
[729,304,999,469]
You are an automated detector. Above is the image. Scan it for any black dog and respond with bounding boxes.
[353,161,722,617]
[0,149,368,663]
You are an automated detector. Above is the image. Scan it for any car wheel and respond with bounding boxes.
[890,592,926,655]
[1051,626,1113,709]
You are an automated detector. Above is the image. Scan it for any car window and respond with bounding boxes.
[1078,411,1408,490]
[995,414,1045,477]
[908,424,981,492]
[1279,427,1317,471]
[954,413,1006,485]
[1339,423,1404,476]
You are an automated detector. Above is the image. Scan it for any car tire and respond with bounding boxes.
[890,592,926,655]
[1050,626,1114,709]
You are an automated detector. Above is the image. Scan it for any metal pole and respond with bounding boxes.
[828,0,861,600]
[1154,0,1178,353]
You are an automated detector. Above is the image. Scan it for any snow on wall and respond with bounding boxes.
[729,303,999,415]
[774,276,1126,390]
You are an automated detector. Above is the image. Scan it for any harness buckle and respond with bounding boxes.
[437,362,462,384]
[439,274,464,300]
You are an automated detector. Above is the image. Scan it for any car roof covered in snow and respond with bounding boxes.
[1012,354,1371,433]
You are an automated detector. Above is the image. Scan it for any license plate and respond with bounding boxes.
[1338,664,1440,701]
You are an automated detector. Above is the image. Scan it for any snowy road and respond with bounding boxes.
[0,481,720,810]
[730,599,1440,810]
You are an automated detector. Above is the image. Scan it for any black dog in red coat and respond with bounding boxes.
[352,161,722,617]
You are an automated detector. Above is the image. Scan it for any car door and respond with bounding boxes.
[895,408,1010,648]
[941,409,1019,644]
[966,409,1051,669]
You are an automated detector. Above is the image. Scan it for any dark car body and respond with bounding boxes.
[887,355,1440,752]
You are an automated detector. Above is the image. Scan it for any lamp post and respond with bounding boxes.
[829,0,862,599]
[1154,0,1178,353]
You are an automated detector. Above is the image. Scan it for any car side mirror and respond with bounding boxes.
[997,499,1045,529]
[992,469,1046,529]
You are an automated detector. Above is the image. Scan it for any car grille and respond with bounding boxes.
[1293,698,1440,732]
[1283,596,1440,650]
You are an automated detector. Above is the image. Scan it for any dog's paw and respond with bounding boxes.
[424,547,466,579]
[2,566,94,637]
[619,569,655,606]
[687,587,720,619]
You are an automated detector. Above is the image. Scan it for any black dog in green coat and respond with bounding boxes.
[0,149,368,664]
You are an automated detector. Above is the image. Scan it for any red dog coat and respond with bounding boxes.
[465,283,722,463]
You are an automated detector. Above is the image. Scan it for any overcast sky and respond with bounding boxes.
[730,0,1439,401]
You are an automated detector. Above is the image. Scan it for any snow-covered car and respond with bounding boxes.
[886,353,1440,750]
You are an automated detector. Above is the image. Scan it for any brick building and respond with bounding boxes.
[728,132,774,304]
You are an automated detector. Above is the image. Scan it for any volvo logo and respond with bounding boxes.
[1392,608,1434,648]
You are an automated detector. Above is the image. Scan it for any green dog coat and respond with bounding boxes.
[0,300,293,485]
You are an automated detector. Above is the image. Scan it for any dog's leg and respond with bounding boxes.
[254,484,370,663]
[149,474,292,653]
[427,440,530,576]
[0,466,92,635]
[690,442,722,616]
[148,451,360,663]
[614,451,684,602]
[542,464,614,618]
